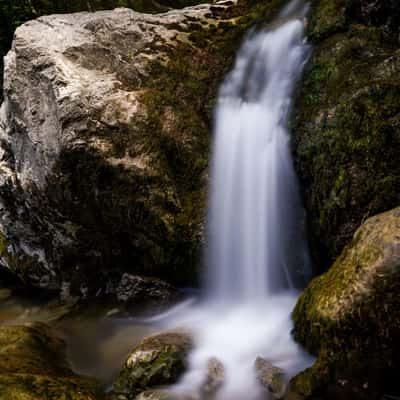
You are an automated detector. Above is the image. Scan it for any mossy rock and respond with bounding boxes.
[290,207,400,399]
[113,330,193,398]
[0,322,100,400]
[292,0,400,272]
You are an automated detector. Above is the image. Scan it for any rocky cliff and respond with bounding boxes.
[0,0,287,296]
[292,0,400,271]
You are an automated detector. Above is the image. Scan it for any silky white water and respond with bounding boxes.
[162,2,314,399]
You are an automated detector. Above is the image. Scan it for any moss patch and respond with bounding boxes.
[0,322,100,400]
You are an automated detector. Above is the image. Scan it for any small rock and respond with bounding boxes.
[135,389,197,400]
[113,330,193,398]
[201,357,225,396]
[116,273,177,305]
[255,357,287,399]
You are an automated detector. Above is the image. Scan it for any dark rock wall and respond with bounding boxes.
[292,0,400,272]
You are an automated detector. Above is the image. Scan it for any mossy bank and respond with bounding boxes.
[0,322,100,400]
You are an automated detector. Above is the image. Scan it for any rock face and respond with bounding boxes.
[292,0,400,271]
[113,330,193,398]
[0,0,287,295]
[0,322,99,400]
[290,207,400,399]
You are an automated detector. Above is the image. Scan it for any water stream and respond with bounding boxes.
[163,2,315,398]
[0,2,315,398]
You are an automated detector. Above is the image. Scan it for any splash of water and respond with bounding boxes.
[164,2,314,399]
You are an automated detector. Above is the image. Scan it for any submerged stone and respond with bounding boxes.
[201,357,225,397]
[255,357,287,399]
[290,207,400,399]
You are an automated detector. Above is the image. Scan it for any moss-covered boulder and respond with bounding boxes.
[292,0,400,271]
[290,207,400,399]
[0,322,100,399]
[0,0,286,296]
[113,330,193,398]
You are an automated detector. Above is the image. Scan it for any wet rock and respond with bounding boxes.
[291,207,400,399]
[113,330,193,398]
[134,389,196,400]
[0,322,99,399]
[117,273,178,305]
[255,357,286,399]
[201,357,225,397]
[135,390,173,400]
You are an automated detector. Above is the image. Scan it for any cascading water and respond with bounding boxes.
[206,1,312,302]
[162,2,315,399]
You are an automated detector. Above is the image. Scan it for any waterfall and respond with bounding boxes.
[206,5,312,302]
[164,2,314,399]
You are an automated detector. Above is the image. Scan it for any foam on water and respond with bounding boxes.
[162,2,315,398]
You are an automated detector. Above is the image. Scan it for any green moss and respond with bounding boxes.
[0,323,100,400]
[307,0,349,40]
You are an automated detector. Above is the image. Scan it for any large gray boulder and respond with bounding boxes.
[0,0,287,296]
